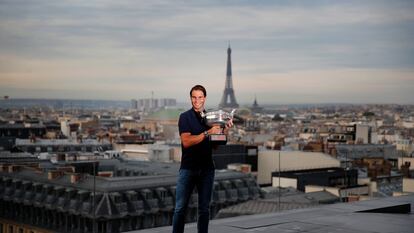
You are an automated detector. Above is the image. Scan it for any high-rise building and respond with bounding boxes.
[219,45,239,109]
[131,99,138,109]
[136,98,176,111]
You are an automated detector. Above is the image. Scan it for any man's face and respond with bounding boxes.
[191,90,205,112]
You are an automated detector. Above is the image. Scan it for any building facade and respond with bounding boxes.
[0,160,261,233]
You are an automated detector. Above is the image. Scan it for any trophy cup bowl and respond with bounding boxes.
[201,109,235,144]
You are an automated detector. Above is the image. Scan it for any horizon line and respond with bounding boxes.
[1,97,413,106]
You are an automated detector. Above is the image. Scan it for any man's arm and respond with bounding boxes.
[180,132,205,148]
[181,125,221,148]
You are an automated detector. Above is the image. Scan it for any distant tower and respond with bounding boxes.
[131,99,138,109]
[219,44,239,109]
[250,95,263,114]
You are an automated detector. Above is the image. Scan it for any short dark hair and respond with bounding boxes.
[190,85,207,97]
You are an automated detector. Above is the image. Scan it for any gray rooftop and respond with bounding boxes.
[15,138,111,146]
[2,160,254,193]
[131,194,414,233]
[0,124,46,129]
[336,144,398,159]
[1,159,262,229]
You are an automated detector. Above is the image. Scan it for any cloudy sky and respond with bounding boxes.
[0,0,413,105]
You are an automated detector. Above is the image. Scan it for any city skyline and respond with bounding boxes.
[1,0,414,105]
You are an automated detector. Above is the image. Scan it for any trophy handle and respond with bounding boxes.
[230,109,236,117]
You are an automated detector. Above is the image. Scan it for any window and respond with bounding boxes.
[159,190,166,200]
[247,148,257,156]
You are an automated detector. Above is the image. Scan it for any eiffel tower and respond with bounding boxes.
[219,45,239,109]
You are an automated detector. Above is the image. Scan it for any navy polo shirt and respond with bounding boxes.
[178,108,214,170]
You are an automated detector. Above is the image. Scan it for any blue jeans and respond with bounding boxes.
[172,169,215,233]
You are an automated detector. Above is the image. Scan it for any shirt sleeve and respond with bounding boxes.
[178,113,191,135]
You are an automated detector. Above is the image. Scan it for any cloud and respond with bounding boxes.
[235,68,414,104]
[0,0,413,104]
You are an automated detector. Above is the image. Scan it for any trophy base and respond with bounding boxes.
[209,134,227,144]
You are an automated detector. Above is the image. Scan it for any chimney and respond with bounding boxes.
[240,164,252,173]
[58,166,75,173]
[48,170,64,180]
[0,164,9,172]
[8,165,22,173]
[98,171,113,177]
[30,134,36,143]
[70,173,82,183]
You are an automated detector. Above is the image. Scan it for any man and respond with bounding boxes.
[172,85,232,233]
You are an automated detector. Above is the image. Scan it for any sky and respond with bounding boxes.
[0,0,414,105]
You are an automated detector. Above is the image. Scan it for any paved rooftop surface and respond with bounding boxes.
[130,194,414,233]
[214,190,339,219]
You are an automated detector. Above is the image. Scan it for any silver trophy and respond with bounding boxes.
[201,109,236,143]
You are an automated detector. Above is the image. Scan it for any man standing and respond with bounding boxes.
[172,85,232,233]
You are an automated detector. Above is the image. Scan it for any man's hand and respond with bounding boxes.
[208,125,222,135]
[225,119,233,128]
[223,119,233,135]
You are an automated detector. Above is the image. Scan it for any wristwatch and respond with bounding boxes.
[203,131,209,138]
